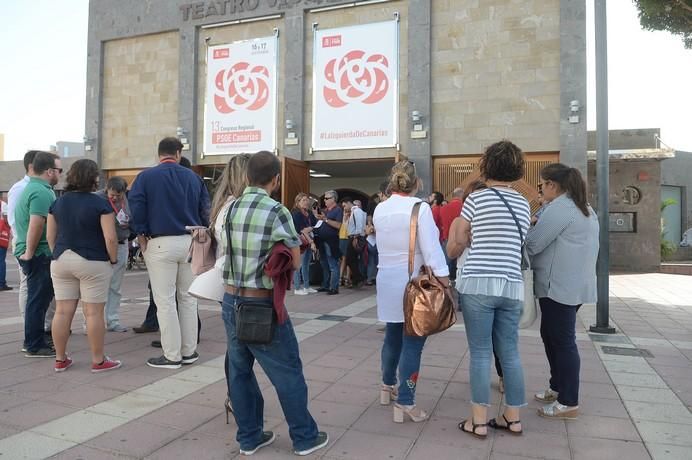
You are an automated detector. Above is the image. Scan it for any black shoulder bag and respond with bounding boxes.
[225,202,276,344]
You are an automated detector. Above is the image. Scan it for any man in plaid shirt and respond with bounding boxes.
[222,151,328,457]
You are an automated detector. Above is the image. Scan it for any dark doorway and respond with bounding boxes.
[335,188,370,210]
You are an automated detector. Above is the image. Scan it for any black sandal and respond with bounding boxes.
[458,419,488,439]
[488,414,523,435]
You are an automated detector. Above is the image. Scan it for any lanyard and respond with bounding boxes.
[109,198,122,214]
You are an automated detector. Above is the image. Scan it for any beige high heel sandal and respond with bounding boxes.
[393,403,428,423]
[380,384,398,405]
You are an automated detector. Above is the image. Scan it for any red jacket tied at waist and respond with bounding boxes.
[264,242,294,325]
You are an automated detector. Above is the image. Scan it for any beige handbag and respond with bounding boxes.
[187,227,216,275]
[403,202,457,337]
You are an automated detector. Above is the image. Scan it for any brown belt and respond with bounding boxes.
[224,285,272,298]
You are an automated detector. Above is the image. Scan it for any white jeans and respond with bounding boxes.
[143,235,197,362]
[105,243,128,326]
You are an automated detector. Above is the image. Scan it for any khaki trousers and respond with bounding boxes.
[143,235,197,362]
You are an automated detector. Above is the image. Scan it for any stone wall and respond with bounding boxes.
[431,0,561,155]
[588,159,662,272]
[101,32,180,169]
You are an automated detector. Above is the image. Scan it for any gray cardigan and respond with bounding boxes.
[526,194,599,306]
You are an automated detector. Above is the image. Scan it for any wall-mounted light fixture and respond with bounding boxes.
[83,136,95,152]
[410,110,427,139]
[176,126,190,150]
[285,119,299,146]
[569,100,580,124]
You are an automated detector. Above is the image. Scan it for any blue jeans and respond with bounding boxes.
[366,243,378,282]
[18,255,54,352]
[293,249,312,290]
[0,246,7,287]
[319,242,339,290]
[381,322,427,405]
[460,293,525,407]
[221,293,319,451]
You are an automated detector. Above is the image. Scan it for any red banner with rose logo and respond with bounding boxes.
[203,35,278,156]
[312,20,399,151]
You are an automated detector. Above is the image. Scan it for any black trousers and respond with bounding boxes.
[539,297,581,407]
[345,237,365,285]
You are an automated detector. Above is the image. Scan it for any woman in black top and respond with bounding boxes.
[47,159,121,373]
[291,193,317,295]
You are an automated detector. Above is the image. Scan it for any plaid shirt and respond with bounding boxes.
[222,187,300,289]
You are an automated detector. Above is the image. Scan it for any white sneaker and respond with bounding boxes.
[305,287,318,294]
[294,289,308,296]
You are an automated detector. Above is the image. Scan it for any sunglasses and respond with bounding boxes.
[51,167,63,174]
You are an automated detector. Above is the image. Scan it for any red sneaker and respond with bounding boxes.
[91,356,122,373]
[54,357,73,373]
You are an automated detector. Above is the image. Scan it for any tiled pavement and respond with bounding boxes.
[0,257,691,459]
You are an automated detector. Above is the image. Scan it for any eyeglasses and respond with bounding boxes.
[51,167,63,174]
[325,196,334,201]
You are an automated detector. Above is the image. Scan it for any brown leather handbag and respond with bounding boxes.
[403,202,457,337]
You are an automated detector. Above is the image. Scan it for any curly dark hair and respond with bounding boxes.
[65,159,100,192]
[479,140,525,182]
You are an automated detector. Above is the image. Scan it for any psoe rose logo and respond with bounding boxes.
[323,50,390,108]
[214,62,270,114]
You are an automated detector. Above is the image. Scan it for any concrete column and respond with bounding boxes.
[84,1,102,167]
[407,0,432,195]
[283,10,305,161]
[179,24,198,163]
[559,0,588,176]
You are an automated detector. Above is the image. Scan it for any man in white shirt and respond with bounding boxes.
[7,151,55,339]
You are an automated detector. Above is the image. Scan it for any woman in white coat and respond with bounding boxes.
[374,160,449,423]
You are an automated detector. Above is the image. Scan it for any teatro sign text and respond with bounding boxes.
[179,0,350,21]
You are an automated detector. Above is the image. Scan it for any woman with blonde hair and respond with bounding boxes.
[374,160,449,423]
[209,153,251,420]
[211,154,252,239]
[292,193,318,295]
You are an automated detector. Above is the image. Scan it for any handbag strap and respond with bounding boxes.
[408,201,423,279]
[489,188,530,269]
[489,188,524,244]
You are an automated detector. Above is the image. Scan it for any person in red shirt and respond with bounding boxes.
[439,188,464,283]
[428,191,444,240]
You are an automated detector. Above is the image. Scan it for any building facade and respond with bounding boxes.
[86,0,587,206]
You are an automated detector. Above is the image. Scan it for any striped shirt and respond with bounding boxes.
[460,188,530,283]
[222,187,300,289]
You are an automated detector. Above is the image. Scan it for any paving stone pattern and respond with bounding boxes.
[0,258,691,459]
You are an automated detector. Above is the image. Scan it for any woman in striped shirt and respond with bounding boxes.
[447,140,529,438]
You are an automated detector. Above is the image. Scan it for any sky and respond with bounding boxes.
[0,0,691,161]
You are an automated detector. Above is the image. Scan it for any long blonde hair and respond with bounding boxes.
[210,153,251,224]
